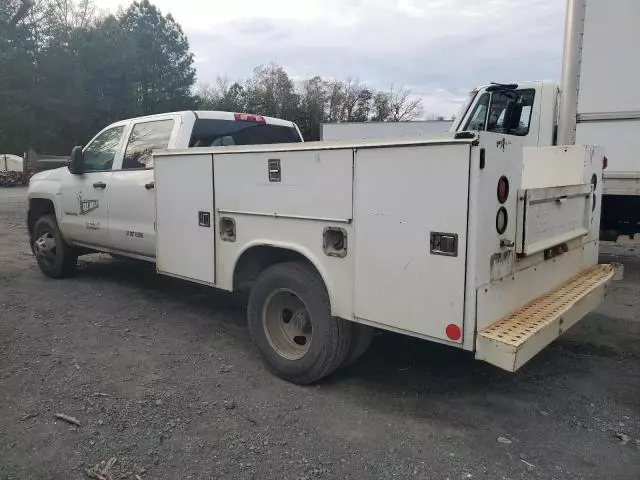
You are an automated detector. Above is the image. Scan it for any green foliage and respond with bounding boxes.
[0,0,196,155]
[120,0,195,114]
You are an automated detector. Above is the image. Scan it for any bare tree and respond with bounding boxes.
[387,85,423,121]
[326,80,345,122]
[196,76,245,112]
[342,78,361,122]
[45,0,97,30]
[9,0,34,25]
[371,92,391,122]
[195,82,217,107]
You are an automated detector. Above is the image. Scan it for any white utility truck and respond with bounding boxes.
[451,0,640,240]
[27,110,302,268]
[29,117,613,383]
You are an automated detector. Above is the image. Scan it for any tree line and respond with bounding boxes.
[1,0,428,156]
[196,70,426,141]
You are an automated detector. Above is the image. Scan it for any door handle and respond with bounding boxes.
[145,181,155,190]
[93,181,106,189]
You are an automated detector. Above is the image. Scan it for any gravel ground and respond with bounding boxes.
[1,186,639,480]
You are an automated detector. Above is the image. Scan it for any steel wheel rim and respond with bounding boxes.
[34,230,57,267]
[262,288,312,360]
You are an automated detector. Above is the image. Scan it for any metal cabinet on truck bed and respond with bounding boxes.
[153,132,613,383]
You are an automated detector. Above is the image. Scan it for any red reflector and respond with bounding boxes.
[497,176,509,204]
[234,113,266,123]
[603,156,608,170]
[446,324,462,341]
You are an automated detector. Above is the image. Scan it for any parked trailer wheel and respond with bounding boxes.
[248,262,351,384]
[32,215,77,278]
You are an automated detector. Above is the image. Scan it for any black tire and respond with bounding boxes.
[342,323,374,367]
[32,214,78,278]
[247,261,351,384]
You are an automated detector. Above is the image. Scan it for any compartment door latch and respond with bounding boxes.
[268,159,281,182]
[430,232,458,257]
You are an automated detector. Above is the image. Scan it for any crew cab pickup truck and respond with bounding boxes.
[27,111,303,277]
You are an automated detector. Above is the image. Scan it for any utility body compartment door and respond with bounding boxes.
[154,153,215,284]
[214,148,353,221]
[515,184,592,256]
[353,144,471,342]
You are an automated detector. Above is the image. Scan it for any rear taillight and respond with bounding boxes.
[497,176,509,204]
[603,156,608,170]
[234,113,266,123]
[496,207,508,234]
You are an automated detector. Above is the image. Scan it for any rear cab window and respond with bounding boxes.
[189,119,302,148]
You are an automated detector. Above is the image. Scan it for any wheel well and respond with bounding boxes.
[233,246,323,291]
[28,198,55,238]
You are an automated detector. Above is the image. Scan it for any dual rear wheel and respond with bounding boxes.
[248,262,373,384]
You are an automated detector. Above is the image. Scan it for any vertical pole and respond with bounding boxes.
[557,0,587,146]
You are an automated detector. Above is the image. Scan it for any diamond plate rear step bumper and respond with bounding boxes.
[475,264,615,372]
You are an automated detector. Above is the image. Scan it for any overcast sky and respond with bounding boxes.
[94,0,566,116]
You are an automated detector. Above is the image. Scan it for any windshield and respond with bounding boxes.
[189,119,302,147]
[450,90,478,132]
[462,88,535,136]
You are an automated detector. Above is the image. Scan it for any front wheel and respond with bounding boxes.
[32,215,78,278]
[247,262,351,384]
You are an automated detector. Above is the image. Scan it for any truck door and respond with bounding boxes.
[59,123,127,248]
[108,116,180,258]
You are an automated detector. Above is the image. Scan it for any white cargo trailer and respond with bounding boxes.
[452,0,640,239]
[321,120,453,141]
[153,131,613,383]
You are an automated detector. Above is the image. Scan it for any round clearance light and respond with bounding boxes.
[497,176,510,204]
[496,207,508,234]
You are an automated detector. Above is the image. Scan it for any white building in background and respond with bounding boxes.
[320,120,453,141]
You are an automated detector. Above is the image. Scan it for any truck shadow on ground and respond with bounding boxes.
[74,255,634,400]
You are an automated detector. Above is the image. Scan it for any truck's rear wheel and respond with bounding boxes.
[342,323,374,367]
[32,215,77,278]
[248,262,351,384]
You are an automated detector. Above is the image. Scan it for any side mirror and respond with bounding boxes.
[68,146,85,174]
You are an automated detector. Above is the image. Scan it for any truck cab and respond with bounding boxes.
[450,81,559,149]
[27,111,303,276]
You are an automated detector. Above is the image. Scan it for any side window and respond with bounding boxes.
[463,93,490,131]
[486,89,535,136]
[122,119,174,170]
[83,126,125,172]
